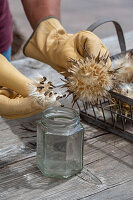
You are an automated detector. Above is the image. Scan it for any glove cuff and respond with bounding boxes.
[23,16,62,57]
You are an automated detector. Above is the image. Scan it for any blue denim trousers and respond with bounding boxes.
[1,46,12,61]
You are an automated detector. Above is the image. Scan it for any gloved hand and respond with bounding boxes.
[0,54,60,119]
[24,17,113,103]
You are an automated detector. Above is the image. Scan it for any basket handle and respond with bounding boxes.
[87,18,126,54]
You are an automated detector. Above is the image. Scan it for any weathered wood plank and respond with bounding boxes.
[0,156,104,200]
[82,180,133,200]
[0,116,39,168]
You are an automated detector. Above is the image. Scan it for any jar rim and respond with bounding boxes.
[41,106,80,128]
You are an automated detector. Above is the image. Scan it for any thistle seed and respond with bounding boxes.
[43,76,47,81]
[56,96,60,100]
[49,87,53,89]
[48,81,52,85]
[37,86,44,89]
[44,91,49,96]
[40,81,44,84]
[50,84,56,88]
[49,92,53,97]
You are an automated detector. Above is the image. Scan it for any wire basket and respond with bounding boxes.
[77,19,133,142]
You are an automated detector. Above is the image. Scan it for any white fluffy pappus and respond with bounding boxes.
[116,83,133,99]
[27,76,63,107]
[112,51,133,83]
[112,83,133,117]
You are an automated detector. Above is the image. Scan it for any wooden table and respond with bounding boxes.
[0,32,133,200]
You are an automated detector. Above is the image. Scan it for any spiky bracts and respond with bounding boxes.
[28,76,65,107]
[62,52,115,104]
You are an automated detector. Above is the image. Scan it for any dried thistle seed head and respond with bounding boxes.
[63,52,113,104]
[112,83,133,117]
[112,52,133,83]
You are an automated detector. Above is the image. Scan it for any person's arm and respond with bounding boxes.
[21,0,61,29]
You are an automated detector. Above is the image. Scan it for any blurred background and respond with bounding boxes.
[9,0,133,60]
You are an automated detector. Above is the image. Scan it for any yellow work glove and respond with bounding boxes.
[24,17,113,103]
[0,54,60,119]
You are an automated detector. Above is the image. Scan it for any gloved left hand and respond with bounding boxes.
[0,54,59,119]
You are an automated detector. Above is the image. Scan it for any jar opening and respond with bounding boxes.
[41,106,80,128]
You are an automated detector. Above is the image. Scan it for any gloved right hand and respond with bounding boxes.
[24,17,113,104]
[0,54,60,119]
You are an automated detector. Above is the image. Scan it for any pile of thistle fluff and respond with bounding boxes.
[112,51,133,83]
[111,51,133,117]
[112,83,133,118]
[62,51,117,105]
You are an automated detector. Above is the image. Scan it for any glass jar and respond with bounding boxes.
[37,106,84,179]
